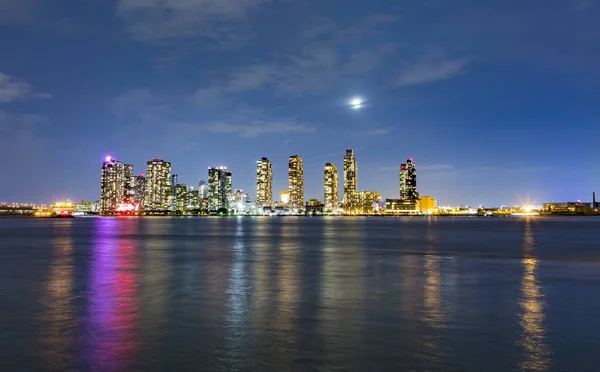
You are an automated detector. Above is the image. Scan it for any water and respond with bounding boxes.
[1,216,599,372]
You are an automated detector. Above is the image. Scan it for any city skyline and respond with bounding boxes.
[1,1,599,206]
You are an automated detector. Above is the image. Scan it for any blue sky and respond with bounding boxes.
[1,0,599,206]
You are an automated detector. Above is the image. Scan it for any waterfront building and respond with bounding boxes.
[354,191,382,214]
[169,174,178,211]
[400,159,419,200]
[208,166,232,211]
[288,155,304,210]
[419,196,436,213]
[133,174,146,206]
[385,199,419,214]
[145,158,172,210]
[280,190,290,205]
[256,157,273,208]
[100,156,131,213]
[543,202,592,215]
[124,164,135,203]
[343,149,358,208]
[187,189,200,209]
[175,184,188,211]
[76,200,94,214]
[306,199,324,215]
[324,162,339,212]
[198,178,208,198]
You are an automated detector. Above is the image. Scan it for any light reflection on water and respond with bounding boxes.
[519,218,552,371]
[87,217,139,372]
[39,221,75,371]
[4,217,597,371]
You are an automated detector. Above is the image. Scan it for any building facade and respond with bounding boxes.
[133,174,146,206]
[280,190,290,205]
[198,178,208,198]
[324,162,339,212]
[208,166,232,211]
[256,157,273,207]
[146,158,172,210]
[100,156,130,213]
[385,199,419,214]
[175,183,188,211]
[400,158,419,200]
[419,196,436,212]
[288,155,304,210]
[343,149,358,208]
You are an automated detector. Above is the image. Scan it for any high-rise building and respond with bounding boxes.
[133,174,146,206]
[280,190,290,204]
[124,164,135,203]
[198,178,208,198]
[169,174,178,211]
[324,162,339,212]
[100,156,131,213]
[256,157,273,207]
[207,166,232,211]
[188,189,200,209]
[288,155,304,210]
[146,158,172,210]
[344,149,358,208]
[175,184,188,211]
[400,158,419,200]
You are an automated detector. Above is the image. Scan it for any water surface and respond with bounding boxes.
[1,216,599,371]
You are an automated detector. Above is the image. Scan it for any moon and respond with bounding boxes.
[349,97,364,109]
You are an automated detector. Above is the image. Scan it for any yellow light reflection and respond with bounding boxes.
[519,219,552,371]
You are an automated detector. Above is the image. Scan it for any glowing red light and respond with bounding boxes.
[116,202,140,213]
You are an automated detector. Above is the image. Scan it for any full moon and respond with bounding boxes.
[349,97,364,109]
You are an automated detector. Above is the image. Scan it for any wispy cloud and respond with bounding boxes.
[116,0,276,44]
[364,128,390,136]
[109,88,169,121]
[420,164,455,171]
[198,120,316,138]
[396,56,469,87]
[0,72,50,103]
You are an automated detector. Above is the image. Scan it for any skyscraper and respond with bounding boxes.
[344,149,358,207]
[256,157,273,207]
[124,164,135,203]
[324,162,339,212]
[146,158,172,210]
[133,174,146,206]
[175,183,188,211]
[169,174,178,211]
[288,155,304,210]
[100,156,130,213]
[208,166,232,211]
[198,178,208,198]
[400,158,419,200]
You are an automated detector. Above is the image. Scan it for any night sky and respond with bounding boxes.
[1,0,599,206]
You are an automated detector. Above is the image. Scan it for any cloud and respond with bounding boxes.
[199,120,315,138]
[396,56,469,87]
[110,88,169,121]
[0,73,50,103]
[364,129,390,136]
[116,0,276,44]
[420,164,455,171]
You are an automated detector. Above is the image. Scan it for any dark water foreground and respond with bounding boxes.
[1,216,599,372]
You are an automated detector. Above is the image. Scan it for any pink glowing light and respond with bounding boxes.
[105,156,112,162]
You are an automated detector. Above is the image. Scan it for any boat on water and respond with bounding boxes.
[35,201,76,218]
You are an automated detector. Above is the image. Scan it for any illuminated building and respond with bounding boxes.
[385,199,419,214]
[100,156,131,213]
[198,178,208,198]
[169,174,178,211]
[400,159,419,200]
[256,157,273,207]
[324,162,339,212]
[233,189,250,203]
[343,149,358,210]
[76,200,94,214]
[288,155,304,210]
[543,202,592,215]
[420,196,436,212]
[280,190,290,205]
[208,166,232,211]
[124,164,135,203]
[187,189,200,209]
[146,158,172,211]
[175,184,188,211]
[133,174,146,206]
[306,199,324,215]
[354,191,382,214]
